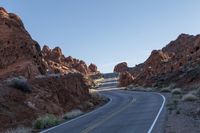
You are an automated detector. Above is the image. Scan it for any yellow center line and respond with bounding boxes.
[80,97,136,133]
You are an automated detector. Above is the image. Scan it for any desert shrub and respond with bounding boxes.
[33,114,59,129]
[3,126,31,133]
[168,83,176,89]
[89,89,101,99]
[82,101,94,109]
[160,87,171,93]
[182,94,198,101]
[63,109,83,119]
[171,88,182,95]
[167,99,178,110]
[6,77,31,93]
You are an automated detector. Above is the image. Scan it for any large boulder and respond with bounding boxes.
[114,62,128,73]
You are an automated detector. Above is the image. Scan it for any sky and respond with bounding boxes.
[1,1,200,73]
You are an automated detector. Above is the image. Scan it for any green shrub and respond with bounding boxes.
[182,94,198,101]
[171,88,182,95]
[63,109,83,120]
[7,77,31,93]
[33,114,59,129]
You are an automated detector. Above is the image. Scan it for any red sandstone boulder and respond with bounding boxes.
[89,63,98,73]
[114,62,129,73]
[119,72,134,87]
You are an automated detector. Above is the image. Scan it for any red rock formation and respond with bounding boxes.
[114,62,129,73]
[0,73,91,130]
[0,7,46,79]
[117,34,200,88]
[89,63,98,73]
[0,7,101,131]
[42,46,100,75]
[119,72,134,87]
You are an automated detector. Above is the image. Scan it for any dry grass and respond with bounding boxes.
[33,114,60,129]
[89,89,102,99]
[171,88,182,95]
[6,77,31,93]
[63,109,83,119]
[3,127,31,133]
[160,87,171,93]
[182,94,198,101]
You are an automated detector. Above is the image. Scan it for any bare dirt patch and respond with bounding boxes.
[163,93,200,133]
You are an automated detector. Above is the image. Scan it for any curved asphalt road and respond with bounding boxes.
[41,78,166,133]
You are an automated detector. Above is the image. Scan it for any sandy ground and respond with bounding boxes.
[163,93,200,133]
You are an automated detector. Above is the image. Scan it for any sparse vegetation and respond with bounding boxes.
[89,89,102,99]
[82,101,94,109]
[160,87,171,93]
[171,88,182,95]
[182,94,198,101]
[3,126,31,133]
[63,109,83,119]
[167,99,179,114]
[33,114,60,129]
[6,77,31,93]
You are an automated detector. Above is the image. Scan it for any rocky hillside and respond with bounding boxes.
[0,7,46,79]
[115,34,200,88]
[0,7,99,79]
[0,73,90,130]
[0,7,101,131]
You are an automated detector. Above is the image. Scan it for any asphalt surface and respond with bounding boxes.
[41,78,166,133]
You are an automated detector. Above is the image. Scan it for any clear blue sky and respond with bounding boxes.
[1,1,200,73]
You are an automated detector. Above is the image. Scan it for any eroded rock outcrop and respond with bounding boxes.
[0,73,91,130]
[0,7,101,131]
[0,7,46,79]
[42,45,100,75]
[119,71,134,87]
[89,63,98,73]
[116,34,200,88]
[114,62,129,73]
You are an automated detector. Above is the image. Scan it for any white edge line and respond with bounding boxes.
[40,96,113,133]
[147,93,166,133]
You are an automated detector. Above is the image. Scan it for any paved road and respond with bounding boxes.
[41,78,166,133]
